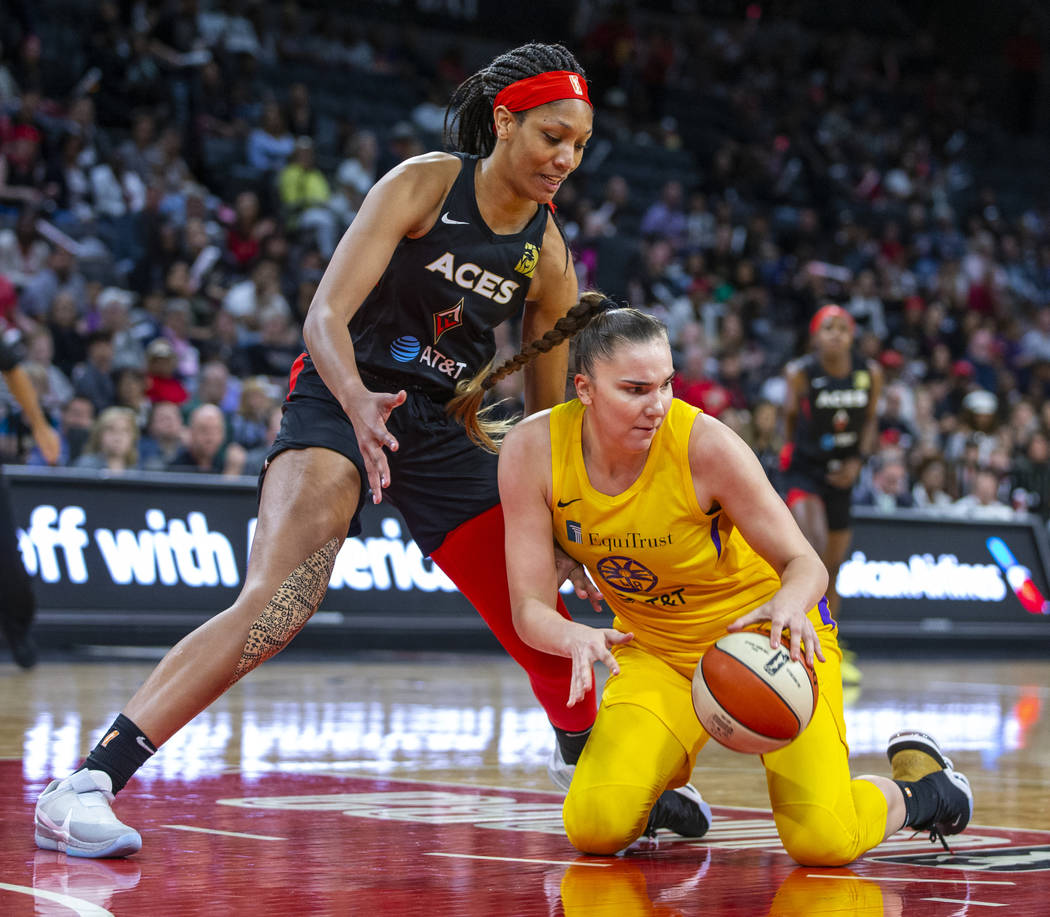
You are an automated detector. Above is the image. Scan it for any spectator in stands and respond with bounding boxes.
[113,366,151,430]
[22,325,73,417]
[238,305,303,379]
[18,245,88,320]
[1011,431,1050,523]
[334,129,380,199]
[952,467,1016,520]
[73,405,140,473]
[187,359,239,416]
[673,341,730,418]
[911,454,954,510]
[138,400,186,471]
[222,258,291,331]
[241,403,284,476]
[143,337,188,405]
[230,376,277,451]
[167,402,245,476]
[71,331,116,414]
[283,82,316,139]
[854,454,915,512]
[157,298,200,385]
[640,178,688,251]
[0,205,49,287]
[224,189,275,270]
[277,137,336,256]
[246,101,295,174]
[26,394,94,467]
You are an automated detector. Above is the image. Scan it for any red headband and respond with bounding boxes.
[493,70,592,114]
[809,304,855,336]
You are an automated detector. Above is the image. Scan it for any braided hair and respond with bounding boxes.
[446,291,612,452]
[444,42,587,157]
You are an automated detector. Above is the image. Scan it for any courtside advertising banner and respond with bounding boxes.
[8,470,1050,645]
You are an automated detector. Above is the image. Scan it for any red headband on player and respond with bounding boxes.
[493,70,592,113]
[809,304,855,336]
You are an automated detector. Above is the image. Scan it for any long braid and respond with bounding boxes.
[447,291,612,452]
[444,43,586,156]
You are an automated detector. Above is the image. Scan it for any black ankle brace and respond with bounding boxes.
[553,726,591,766]
[81,714,157,794]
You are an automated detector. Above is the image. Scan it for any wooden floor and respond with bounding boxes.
[1,650,1049,915]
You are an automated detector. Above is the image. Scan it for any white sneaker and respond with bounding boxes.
[35,770,142,858]
[547,743,574,793]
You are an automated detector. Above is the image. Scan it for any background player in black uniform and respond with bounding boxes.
[34,42,706,859]
[780,305,882,684]
[0,331,61,667]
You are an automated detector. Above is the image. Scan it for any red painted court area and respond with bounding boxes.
[2,764,1048,916]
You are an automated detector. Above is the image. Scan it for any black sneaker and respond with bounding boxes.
[888,730,972,850]
[644,784,712,839]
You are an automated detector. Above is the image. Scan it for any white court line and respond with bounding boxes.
[922,898,1007,908]
[162,824,286,841]
[0,882,113,915]
[806,873,1015,886]
[425,852,608,867]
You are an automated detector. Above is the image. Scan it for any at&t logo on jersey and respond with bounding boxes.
[390,336,422,363]
[388,335,469,379]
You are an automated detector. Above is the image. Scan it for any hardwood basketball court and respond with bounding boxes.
[1,651,1049,915]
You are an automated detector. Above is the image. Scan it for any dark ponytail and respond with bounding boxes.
[446,291,612,452]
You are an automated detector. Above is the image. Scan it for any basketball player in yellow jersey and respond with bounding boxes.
[498,305,974,864]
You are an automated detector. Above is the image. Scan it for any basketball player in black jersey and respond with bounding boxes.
[780,305,882,685]
[0,333,61,668]
[34,42,708,858]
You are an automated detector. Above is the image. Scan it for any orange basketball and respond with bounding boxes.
[691,631,819,754]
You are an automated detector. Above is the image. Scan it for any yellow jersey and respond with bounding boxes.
[550,397,782,672]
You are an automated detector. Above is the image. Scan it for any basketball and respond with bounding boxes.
[692,631,819,754]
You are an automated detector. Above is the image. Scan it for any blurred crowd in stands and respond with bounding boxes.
[2,0,1050,527]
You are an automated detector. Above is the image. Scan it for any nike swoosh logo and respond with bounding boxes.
[557,498,582,507]
[441,212,469,225]
[136,735,155,754]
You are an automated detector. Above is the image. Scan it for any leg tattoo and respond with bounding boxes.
[228,537,340,686]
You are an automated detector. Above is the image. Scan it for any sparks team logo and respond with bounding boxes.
[514,243,539,278]
[566,520,582,544]
[596,555,658,593]
[390,336,421,363]
[433,300,464,344]
[987,537,1050,614]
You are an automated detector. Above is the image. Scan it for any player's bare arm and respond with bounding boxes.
[499,417,630,705]
[689,413,827,664]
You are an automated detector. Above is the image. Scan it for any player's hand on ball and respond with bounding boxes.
[728,598,825,668]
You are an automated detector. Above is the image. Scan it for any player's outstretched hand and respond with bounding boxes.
[567,627,633,707]
[349,389,407,503]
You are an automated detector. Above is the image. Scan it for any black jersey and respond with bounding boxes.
[348,153,548,399]
[789,353,871,475]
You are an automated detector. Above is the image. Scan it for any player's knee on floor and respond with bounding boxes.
[563,784,651,855]
[775,811,863,867]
